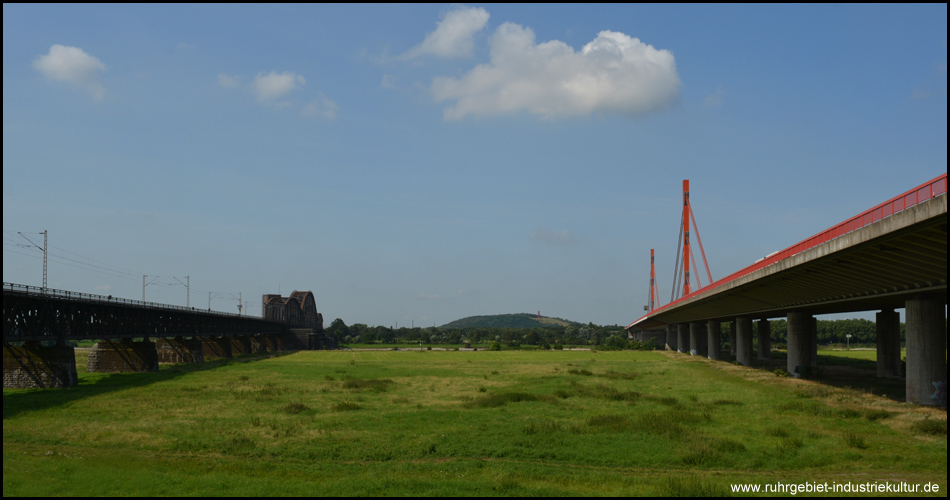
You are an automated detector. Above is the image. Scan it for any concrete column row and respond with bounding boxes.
[651,298,944,407]
[905,296,946,406]
[876,309,901,378]
[677,324,689,354]
[735,316,754,366]
[689,322,707,356]
[757,320,771,361]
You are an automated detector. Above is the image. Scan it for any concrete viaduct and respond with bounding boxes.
[2,284,335,389]
[627,174,947,406]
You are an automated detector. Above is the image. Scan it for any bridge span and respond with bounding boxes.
[2,283,335,389]
[628,174,947,406]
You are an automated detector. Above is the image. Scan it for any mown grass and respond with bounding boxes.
[3,349,946,496]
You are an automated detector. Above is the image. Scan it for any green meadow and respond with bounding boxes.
[3,349,946,496]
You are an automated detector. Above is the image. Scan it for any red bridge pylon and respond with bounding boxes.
[670,180,713,302]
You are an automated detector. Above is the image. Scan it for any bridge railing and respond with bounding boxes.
[637,173,947,324]
[3,282,245,318]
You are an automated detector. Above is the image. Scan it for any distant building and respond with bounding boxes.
[262,291,324,331]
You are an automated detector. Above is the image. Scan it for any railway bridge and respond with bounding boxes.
[2,284,335,388]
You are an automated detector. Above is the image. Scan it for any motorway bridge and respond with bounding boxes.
[3,284,334,388]
[627,174,947,406]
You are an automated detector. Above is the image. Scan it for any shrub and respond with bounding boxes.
[911,419,946,436]
[863,409,893,421]
[331,402,361,412]
[281,402,310,415]
[711,399,743,406]
[587,414,634,431]
[842,431,867,449]
[523,420,562,434]
[780,437,804,451]
[489,342,501,351]
[342,378,394,393]
[464,392,548,408]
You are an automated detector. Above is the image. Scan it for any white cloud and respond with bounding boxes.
[301,94,339,120]
[221,69,338,118]
[431,23,681,120]
[254,70,305,101]
[217,73,241,88]
[704,85,724,108]
[530,227,576,245]
[33,44,107,101]
[403,6,489,59]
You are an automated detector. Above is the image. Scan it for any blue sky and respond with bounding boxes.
[3,4,946,327]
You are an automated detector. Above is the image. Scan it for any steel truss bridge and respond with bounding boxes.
[3,282,284,343]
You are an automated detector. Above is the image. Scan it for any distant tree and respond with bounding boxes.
[350,323,369,338]
[604,335,626,350]
[578,326,593,340]
[327,318,349,339]
[377,327,395,344]
[524,331,539,345]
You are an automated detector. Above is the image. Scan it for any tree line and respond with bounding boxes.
[326,317,910,348]
[720,318,905,346]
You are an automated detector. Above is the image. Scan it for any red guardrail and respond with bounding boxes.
[632,173,947,326]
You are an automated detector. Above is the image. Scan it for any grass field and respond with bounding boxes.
[3,349,946,496]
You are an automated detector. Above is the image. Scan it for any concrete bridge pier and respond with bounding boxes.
[665,325,677,351]
[905,296,947,406]
[787,311,817,377]
[689,321,706,356]
[230,336,253,355]
[707,320,721,360]
[3,342,78,388]
[677,324,689,353]
[201,337,233,359]
[876,309,901,379]
[735,316,754,366]
[156,337,204,364]
[267,333,299,351]
[728,322,737,358]
[87,339,159,373]
[757,319,772,361]
[250,335,269,353]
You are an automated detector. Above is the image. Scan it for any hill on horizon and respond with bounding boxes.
[440,313,582,329]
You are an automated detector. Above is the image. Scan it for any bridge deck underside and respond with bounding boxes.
[637,197,947,328]
[3,294,285,343]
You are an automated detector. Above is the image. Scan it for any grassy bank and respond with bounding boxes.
[3,350,945,496]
